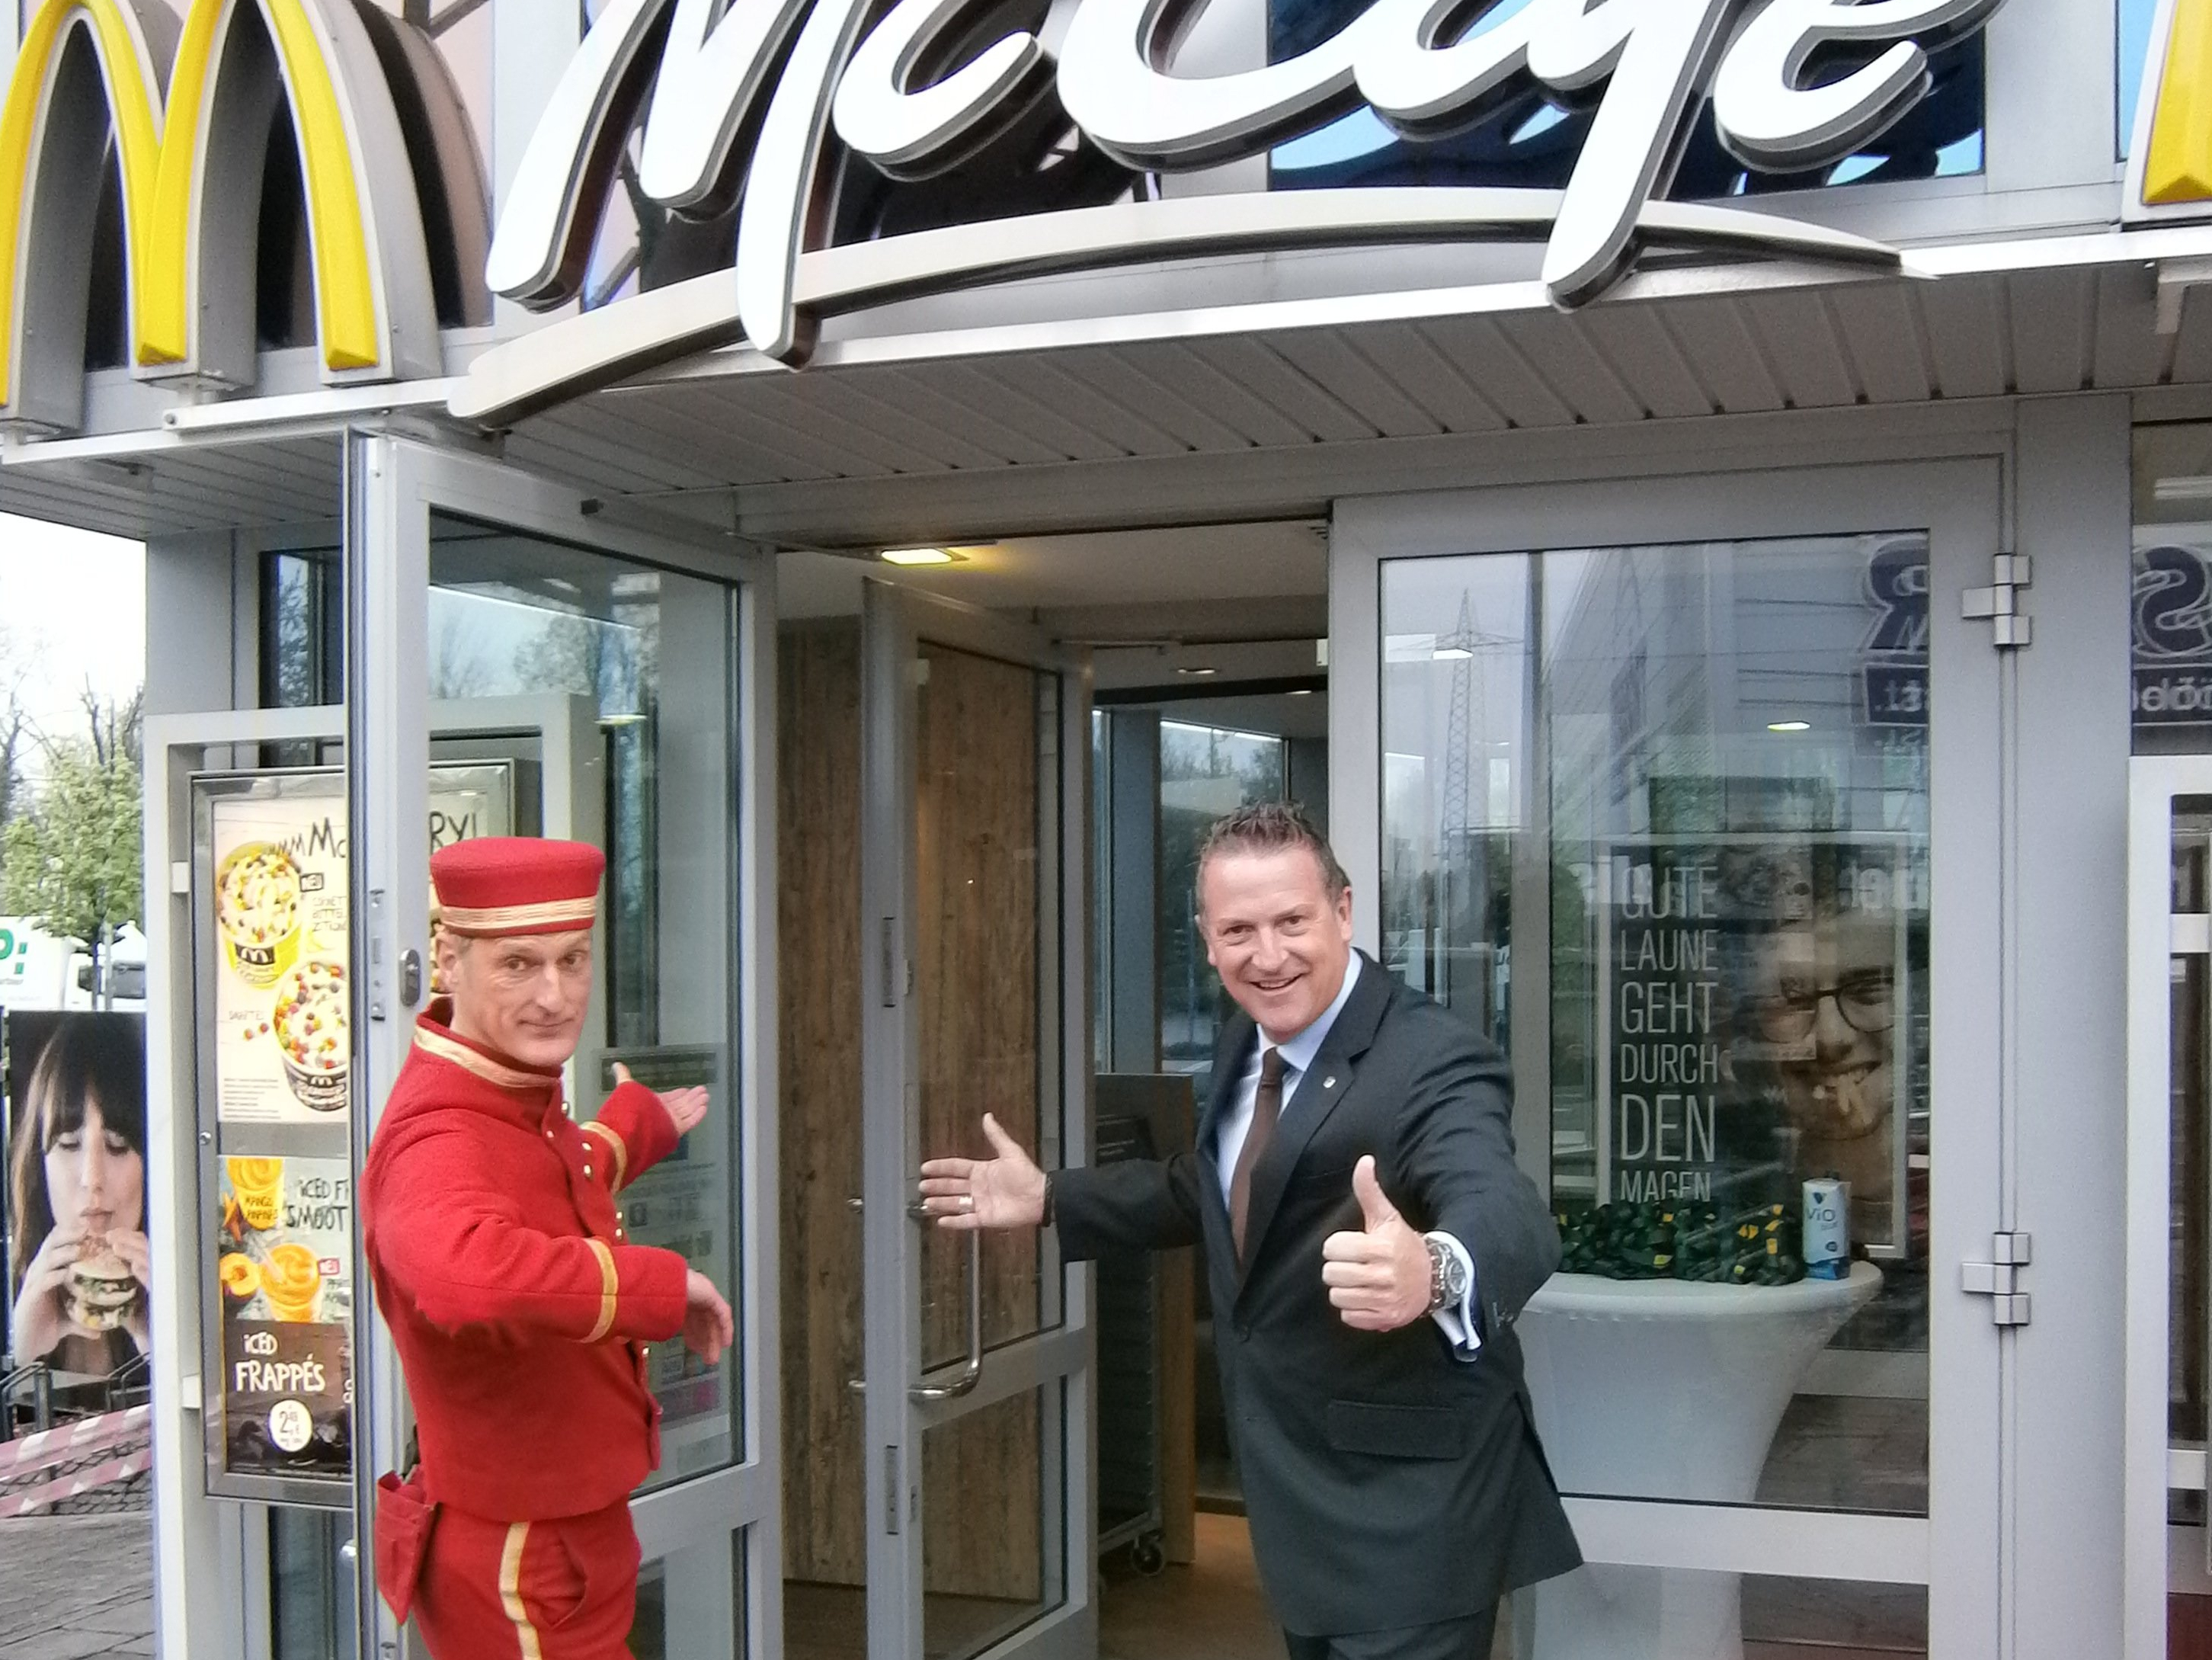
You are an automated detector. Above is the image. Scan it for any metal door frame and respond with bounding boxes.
[859,576,1096,1660]
[2124,755,2212,1658]
[347,434,782,1659]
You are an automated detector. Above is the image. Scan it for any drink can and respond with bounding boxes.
[1803,1178,1849,1280]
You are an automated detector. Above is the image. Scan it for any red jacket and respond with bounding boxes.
[363,1001,689,1521]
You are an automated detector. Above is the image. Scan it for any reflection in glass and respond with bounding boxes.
[1159,722,1286,1091]
[1269,0,1984,194]
[1381,535,1932,1521]
[1521,1565,1928,1657]
[427,514,744,1489]
[920,1386,1064,1660]
[630,1530,746,1660]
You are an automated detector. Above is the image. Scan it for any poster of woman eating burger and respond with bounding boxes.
[5,1011,150,1382]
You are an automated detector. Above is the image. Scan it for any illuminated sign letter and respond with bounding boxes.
[0,0,439,432]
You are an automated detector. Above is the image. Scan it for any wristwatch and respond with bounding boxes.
[1425,1235,1470,1312]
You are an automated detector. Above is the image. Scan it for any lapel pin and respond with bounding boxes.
[1324,1076,1336,1089]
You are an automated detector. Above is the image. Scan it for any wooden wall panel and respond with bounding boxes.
[914,640,1045,1601]
[779,619,867,1588]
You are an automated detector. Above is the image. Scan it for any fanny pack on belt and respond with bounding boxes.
[374,1469,439,1623]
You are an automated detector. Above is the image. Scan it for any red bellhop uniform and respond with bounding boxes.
[363,838,692,1659]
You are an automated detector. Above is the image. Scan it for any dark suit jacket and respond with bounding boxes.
[1055,953,1580,1636]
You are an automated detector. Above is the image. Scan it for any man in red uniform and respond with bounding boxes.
[363,837,734,1659]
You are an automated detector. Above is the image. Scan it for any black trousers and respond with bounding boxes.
[1283,1602,1499,1660]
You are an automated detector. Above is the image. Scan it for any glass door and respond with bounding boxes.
[1335,460,2007,1655]
[347,437,779,1660]
[859,578,1095,1660]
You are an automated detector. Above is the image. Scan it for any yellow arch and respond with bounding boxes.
[0,0,381,406]
[2148,0,2212,204]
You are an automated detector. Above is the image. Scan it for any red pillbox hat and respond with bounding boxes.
[430,838,603,937]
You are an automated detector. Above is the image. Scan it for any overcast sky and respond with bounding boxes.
[0,516,146,757]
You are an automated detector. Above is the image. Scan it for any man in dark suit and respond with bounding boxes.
[920,802,1579,1660]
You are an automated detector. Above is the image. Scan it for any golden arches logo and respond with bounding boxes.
[0,0,412,415]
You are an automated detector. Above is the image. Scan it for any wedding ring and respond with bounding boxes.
[961,1194,974,1213]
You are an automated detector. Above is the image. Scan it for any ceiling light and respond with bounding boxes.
[1287,689,1315,697]
[1178,665,1218,678]
[1767,720,1811,732]
[880,546,967,566]
[2156,476,2212,502]
[1432,646,1474,662]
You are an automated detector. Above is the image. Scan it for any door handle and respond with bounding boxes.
[908,1201,984,1402]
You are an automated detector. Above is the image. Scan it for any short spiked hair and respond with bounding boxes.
[1195,801,1349,909]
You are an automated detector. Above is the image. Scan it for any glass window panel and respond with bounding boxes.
[921,1386,1065,1660]
[914,643,1061,1369]
[427,514,744,1489]
[2132,425,2212,755]
[631,1529,745,1660]
[1382,536,1931,1518]
[2124,0,2159,158]
[1521,1565,1927,1655]
[2175,808,2212,1527]
[270,1511,357,1660]
[1158,722,1286,1094]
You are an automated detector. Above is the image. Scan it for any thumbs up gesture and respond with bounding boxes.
[1320,1156,1431,1332]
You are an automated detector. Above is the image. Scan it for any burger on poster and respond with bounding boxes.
[66,1236,141,1332]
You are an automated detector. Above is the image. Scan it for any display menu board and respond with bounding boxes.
[194,764,514,1501]
[208,772,511,1126]
[595,1046,734,1484]
[213,1154,355,1478]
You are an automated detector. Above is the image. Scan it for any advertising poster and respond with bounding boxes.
[4,1011,151,1381]
[596,1046,729,1458]
[213,1153,353,1480]
[208,771,508,1125]
[1598,835,1920,1256]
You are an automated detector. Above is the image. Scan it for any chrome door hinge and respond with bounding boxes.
[1962,554,2032,648]
[1962,1231,2033,1325]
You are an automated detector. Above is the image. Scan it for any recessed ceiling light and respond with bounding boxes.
[1432,646,1474,662]
[1179,665,1218,678]
[881,546,968,566]
[1767,720,1811,732]
[1287,689,1315,697]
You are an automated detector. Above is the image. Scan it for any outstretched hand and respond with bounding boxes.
[614,1061,709,1136]
[1320,1156,1430,1332]
[917,1114,1048,1230]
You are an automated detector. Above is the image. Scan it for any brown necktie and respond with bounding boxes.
[1231,1047,1285,1263]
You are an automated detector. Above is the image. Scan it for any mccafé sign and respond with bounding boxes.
[0,0,2028,432]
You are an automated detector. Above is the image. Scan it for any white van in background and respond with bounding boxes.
[0,918,147,1012]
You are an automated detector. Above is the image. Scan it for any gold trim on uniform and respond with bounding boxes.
[580,1120,630,1191]
[413,1025,551,1093]
[499,1521,545,1660]
[440,896,598,932]
[583,1238,619,1343]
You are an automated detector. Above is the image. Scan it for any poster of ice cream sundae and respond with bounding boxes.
[214,1152,354,1480]
[206,769,510,1125]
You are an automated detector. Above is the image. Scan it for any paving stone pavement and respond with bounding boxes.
[0,1514,155,1660]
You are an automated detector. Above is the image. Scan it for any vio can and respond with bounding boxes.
[1804,1178,1849,1280]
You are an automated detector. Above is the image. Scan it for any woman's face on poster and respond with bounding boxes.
[43,1094,145,1240]
[1744,910,1898,1143]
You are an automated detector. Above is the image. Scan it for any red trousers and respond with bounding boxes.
[411,1496,641,1660]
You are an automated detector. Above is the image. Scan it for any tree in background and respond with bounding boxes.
[2,684,145,1006]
